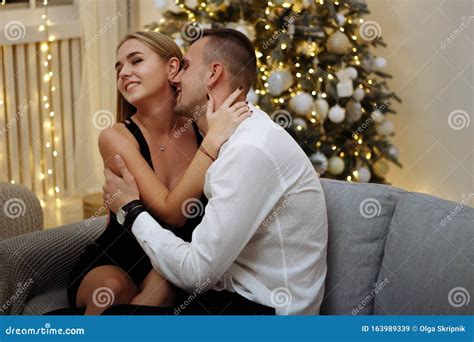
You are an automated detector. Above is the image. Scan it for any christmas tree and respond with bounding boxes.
[146,0,402,184]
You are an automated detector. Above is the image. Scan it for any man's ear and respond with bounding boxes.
[167,57,181,80]
[207,62,224,88]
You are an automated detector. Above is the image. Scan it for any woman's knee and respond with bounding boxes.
[76,266,137,307]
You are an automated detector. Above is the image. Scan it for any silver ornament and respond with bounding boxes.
[310,152,328,175]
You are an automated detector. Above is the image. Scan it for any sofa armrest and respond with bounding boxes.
[0,216,107,315]
[0,182,43,240]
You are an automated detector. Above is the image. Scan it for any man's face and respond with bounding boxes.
[171,38,209,118]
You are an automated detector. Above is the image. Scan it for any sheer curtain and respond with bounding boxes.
[74,0,130,195]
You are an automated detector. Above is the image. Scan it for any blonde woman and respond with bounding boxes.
[66,31,251,315]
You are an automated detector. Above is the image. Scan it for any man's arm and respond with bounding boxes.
[131,144,287,293]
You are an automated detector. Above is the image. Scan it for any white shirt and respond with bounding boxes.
[132,105,328,315]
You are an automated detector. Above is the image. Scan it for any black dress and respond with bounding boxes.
[67,118,208,307]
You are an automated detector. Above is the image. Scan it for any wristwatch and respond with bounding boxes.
[117,200,143,226]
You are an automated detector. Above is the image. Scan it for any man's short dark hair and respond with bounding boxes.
[200,28,257,92]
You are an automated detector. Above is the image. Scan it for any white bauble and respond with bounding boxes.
[387,145,399,159]
[268,70,293,96]
[289,92,313,116]
[174,36,185,49]
[374,57,387,70]
[353,87,365,101]
[370,109,385,124]
[293,117,308,130]
[328,104,346,123]
[314,98,329,120]
[373,159,389,177]
[355,166,371,183]
[376,119,394,135]
[328,156,345,175]
[154,0,169,10]
[246,88,259,105]
[336,13,347,26]
[336,79,353,97]
[187,0,198,8]
[310,152,328,175]
[230,20,256,41]
[346,66,358,80]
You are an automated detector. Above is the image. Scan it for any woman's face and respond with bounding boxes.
[115,39,170,106]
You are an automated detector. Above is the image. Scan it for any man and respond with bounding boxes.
[103,28,328,315]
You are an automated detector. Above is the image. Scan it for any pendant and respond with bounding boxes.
[159,144,165,151]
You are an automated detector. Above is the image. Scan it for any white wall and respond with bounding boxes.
[133,0,473,205]
[367,0,473,204]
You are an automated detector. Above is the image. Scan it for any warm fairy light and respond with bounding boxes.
[47,169,53,175]
[340,152,345,157]
[55,186,60,193]
[42,95,48,101]
[45,142,51,148]
[354,151,359,156]
[39,25,45,32]
[366,152,372,159]
[48,188,54,196]
[339,27,344,32]
[331,145,336,150]
[328,74,334,80]
[316,141,321,147]
[281,43,287,50]
[53,150,58,156]
[39,173,45,180]
[296,72,302,78]
[347,176,352,181]
[40,43,49,52]
[295,63,300,67]
[321,93,327,98]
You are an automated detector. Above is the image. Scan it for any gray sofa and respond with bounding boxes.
[0,179,472,315]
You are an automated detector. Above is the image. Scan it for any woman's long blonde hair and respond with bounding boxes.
[116,31,183,122]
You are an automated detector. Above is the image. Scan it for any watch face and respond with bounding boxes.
[117,209,125,225]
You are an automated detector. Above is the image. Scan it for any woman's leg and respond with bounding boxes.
[76,265,138,315]
[130,269,177,306]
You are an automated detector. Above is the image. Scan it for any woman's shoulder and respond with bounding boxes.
[98,122,139,150]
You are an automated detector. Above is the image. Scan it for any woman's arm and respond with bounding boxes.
[99,89,251,227]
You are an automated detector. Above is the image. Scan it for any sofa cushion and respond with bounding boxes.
[375,191,474,314]
[319,179,405,315]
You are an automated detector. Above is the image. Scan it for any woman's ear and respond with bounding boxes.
[167,57,181,80]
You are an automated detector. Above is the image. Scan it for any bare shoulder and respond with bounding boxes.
[98,122,139,150]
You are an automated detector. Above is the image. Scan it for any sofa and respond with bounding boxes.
[0,179,472,315]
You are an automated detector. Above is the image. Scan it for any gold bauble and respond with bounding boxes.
[326,31,352,54]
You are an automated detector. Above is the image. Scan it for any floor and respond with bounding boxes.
[42,196,85,229]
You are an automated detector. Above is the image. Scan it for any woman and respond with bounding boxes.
[67,31,251,315]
